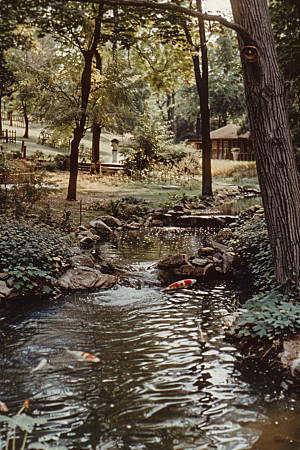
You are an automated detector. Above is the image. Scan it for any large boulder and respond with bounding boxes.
[100,215,123,229]
[158,254,189,269]
[89,219,112,236]
[56,266,117,290]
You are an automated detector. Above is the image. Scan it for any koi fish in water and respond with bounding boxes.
[66,350,100,363]
[163,279,197,292]
[31,357,48,373]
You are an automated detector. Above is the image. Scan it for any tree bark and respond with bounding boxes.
[91,123,101,171]
[22,101,29,139]
[230,0,300,287]
[67,4,103,200]
[183,0,212,197]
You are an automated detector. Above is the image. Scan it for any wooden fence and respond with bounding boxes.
[0,129,17,143]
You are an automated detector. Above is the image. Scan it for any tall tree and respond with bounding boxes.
[230,0,300,287]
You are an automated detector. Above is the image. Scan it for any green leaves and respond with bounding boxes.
[0,221,72,297]
[0,413,47,434]
[233,290,300,340]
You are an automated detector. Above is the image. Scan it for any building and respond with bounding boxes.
[187,124,254,161]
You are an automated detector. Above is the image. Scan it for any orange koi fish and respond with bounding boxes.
[163,279,197,292]
[66,350,100,363]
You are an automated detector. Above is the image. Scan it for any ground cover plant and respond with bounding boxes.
[230,213,300,342]
[0,221,72,297]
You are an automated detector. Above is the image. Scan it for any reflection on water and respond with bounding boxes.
[218,196,263,215]
[98,228,207,265]
[1,227,300,450]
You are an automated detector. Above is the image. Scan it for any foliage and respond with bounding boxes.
[208,33,247,127]
[232,290,300,340]
[107,197,149,220]
[0,400,68,450]
[54,154,68,171]
[269,0,300,168]
[120,115,177,175]
[0,221,72,297]
[0,176,47,219]
[230,212,275,291]
[230,212,300,341]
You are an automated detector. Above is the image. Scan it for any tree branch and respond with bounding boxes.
[74,0,255,44]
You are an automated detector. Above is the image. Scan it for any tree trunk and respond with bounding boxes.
[184,3,213,197]
[67,51,94,201]
[91,123,101,172]
[230,0,300,287]
[0,96,2,136]
[197,0,212,197]
[67,5,103,200]
[22,102,29,138]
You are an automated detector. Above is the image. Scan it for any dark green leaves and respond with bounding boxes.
[0,221,72,297]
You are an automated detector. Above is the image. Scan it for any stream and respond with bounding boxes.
[2,200,300,450]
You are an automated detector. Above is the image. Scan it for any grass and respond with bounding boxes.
[1,122,122,162]
[1,121,260,227]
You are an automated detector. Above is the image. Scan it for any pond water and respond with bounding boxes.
[1,225,300,450]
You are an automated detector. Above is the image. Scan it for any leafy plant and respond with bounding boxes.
[0,400,68,450]
[0,221,72,297]
[230,213,275,291]
[230,212,300,341]
[107,197,149,220]
[232,290,300,339]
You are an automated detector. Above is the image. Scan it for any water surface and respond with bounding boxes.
[1,228,299,450]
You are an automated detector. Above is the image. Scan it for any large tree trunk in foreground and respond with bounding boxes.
[231,0,300,287]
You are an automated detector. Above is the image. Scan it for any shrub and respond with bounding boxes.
[230,212,300,340]
[231,212,275,291]
[107,197,149,220]
[0,221,72,297]
[232,290,300,339]
[54,153,68,170]
[0,176,48,219]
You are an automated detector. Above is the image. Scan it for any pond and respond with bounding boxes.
[1,226,300,450]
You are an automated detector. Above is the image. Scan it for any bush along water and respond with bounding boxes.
[0,221,72,298]
[230,212,300,345]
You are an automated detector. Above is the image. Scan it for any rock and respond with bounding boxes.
[0,280,14,299]
[77,229,100,242]
[79,236,98,248]
[151,219,164,227]
[222,252,235,273]
[71,254,94,268]
[280,337,300,366]
[173,204,185,212]
[90,219,112,235]
[124,221,140,229]
[214,227,234,244]
[210,240,231,253]
[77,225,88,232]
[198,247,214,257]
[190,257,208,267]
[158,254,189,269]
[100,215,122,228]
[56,266,117,290]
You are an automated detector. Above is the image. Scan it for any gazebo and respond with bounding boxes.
[187,124,254,161]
